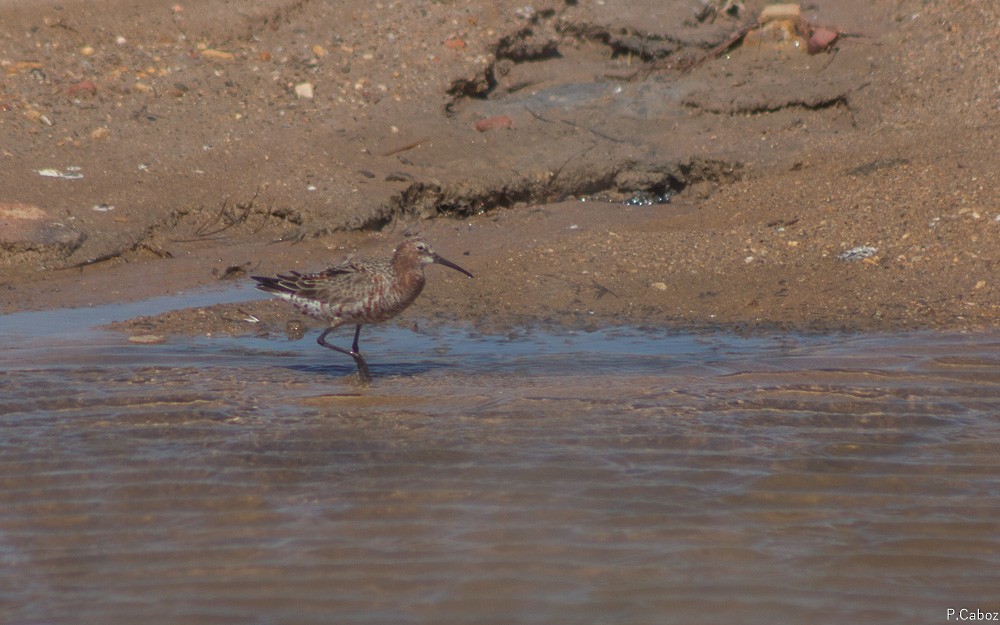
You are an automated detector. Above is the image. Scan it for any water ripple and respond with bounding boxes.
[0,325,999,624]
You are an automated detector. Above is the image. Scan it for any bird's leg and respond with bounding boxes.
[353,355,371,383]
[350,324,371,382]
[349,324,372,382]
[351,324,362,354]
[317,326,372,383]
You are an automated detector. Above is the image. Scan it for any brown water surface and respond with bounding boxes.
[2,303,999,624]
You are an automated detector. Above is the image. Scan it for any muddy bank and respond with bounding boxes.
[1,0,997,334]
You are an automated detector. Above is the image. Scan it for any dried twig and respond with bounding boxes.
[524,104,624,144]
[380,137,428,157]
[175,188,263,242]
[683,19,758,73]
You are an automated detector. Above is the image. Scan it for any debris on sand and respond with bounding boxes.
[838,246,878,262]
[689,2,856,69]
[745,3,847,54]
[745,4,806,50]
[37,167,83,179]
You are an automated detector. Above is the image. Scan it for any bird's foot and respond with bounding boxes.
[352,353,372,385]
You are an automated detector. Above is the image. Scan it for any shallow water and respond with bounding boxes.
[2,296,999,624]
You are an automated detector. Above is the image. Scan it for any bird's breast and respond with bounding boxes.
[324,270,425,324]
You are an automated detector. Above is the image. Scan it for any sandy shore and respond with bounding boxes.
[1,0,997,334]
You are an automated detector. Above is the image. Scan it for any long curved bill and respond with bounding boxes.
[432,253,473,278]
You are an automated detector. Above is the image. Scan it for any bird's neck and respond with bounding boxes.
[393,264,425,293]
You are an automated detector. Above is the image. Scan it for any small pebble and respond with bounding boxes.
[808,27,839,54]
[295,82,314,99]
[201,49,234,60]
[67,80,98,97]
[475,114,513,132]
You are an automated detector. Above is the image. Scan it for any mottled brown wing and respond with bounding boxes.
[282,259,388,307]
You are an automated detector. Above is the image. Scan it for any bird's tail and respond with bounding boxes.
[251,273,300,295]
